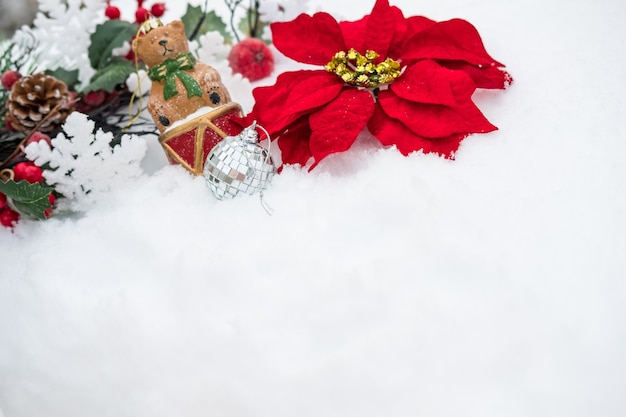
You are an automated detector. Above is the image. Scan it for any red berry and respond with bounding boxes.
[135,7,150,23]
[0,193,6,211]
[151,3,166,17]
[83,90,107,107]
[13,162,44,184]
[150,3,165,17]
[228,38,275,82]
[44,193,55,218]
[125,49,137,62]
[26,131,52,147]
[0,207,20,228]
[105,5,121,20]
[1,70,21,90]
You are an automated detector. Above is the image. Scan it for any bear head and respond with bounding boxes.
[134,20,189,68]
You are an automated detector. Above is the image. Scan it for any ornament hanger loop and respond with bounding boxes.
[0,168,15,182]
[253,122,274,216]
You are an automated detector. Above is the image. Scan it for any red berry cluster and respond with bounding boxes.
[75,89,119,114]
[0,193,19,228]
[0,160,55,228]
[105,0,167,24]
[0,192,19,227]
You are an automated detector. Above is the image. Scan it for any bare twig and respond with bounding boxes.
[249,0,261,38]
[225,0,244,43]
[189,0,210,41]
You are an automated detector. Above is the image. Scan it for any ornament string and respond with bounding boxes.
[126,19,163,130]
[255,123,274,216]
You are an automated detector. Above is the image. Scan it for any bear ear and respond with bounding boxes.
[169,20,186,35]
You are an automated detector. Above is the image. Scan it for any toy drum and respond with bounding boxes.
[158,102,243,175]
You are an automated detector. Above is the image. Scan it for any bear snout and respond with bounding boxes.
[159,39,173,55]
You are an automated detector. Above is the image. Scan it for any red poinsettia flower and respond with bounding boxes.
[245,0,512,169]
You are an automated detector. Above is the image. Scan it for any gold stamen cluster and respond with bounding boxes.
[325,49,401,88]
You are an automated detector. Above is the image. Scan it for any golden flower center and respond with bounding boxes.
[325,48,401,88]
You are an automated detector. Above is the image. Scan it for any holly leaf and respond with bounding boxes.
[45,68,80,90]
[181,5,231,42]
[89,20,138,70]
[83,57,136,93]
[0,179,53,220]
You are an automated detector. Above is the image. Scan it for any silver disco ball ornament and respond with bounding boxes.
[203,122,276,200]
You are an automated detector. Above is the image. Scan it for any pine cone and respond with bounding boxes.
[5,73,73,133]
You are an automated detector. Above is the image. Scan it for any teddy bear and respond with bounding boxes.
[134,20,232,133]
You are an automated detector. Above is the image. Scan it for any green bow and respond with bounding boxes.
[148,52,203,100]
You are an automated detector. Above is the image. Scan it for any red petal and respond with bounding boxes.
[390,60,476,106]
[248,70,341,135]
[404,15,437,37]
[341,2,408,59]
[248,77,295,134]
[403,18,503,67]
[308,89,375,167]
[368,105,465,157]
[388,15,434,59]
[271,13,346,65]
[339,17,367,54]
[377,89,497,138]
[285,71,343,115]
[247,71,346,168]
[363,0,400,58]
[276,116,313,167]
[440,61,513,89]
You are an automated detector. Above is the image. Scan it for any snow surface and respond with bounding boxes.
[1,0,626,416]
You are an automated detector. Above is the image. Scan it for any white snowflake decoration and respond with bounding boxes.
[12,0,104,89]
[258,0,310,23]
[192,31,231,64]
[259,0,310,40]
[25,112,147,211]
[193,31,254,112]
[126,69,152,100]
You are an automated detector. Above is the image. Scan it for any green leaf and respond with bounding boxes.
[0,179,53,220]
[181,5,232,42]
[89,20,138,70]
[83,57,136,93]
[45,68,80,89]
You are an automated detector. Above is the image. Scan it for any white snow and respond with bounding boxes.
[1,0,625,416]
